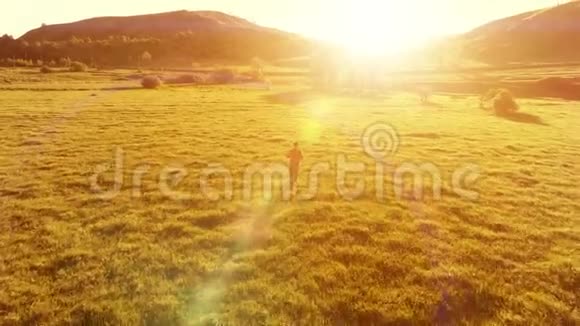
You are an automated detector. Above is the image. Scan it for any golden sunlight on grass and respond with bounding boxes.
[1,1,580,324]
[1,66,578,324]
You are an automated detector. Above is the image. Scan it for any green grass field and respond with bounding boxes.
[0,68,578,325]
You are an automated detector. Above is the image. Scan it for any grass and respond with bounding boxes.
[0,68,578,325]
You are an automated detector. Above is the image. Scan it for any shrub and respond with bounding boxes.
[141,75,162,89]
[210,69,236,84]
[481,88,518,115]
[69,61,88,72]
[480,88,499,107]
[40,66,53,74]
[493,90,519,115]
[165,74,204,85]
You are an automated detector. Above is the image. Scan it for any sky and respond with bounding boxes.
[1,0,559,47]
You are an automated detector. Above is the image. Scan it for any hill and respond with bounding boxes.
[20,10,280,42]
[462,1,580,64]
[0,11,311,66]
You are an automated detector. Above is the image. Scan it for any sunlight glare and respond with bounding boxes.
[317,1,438,57]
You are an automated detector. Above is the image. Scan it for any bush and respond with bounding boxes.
[69,61,88,72]
[40,66,53,74]
[141,75,162,89]
[480,88,499,106]
[493,90,519,115]
[165,74,204,85]
[210,69,236,84]
[481,88,518,115]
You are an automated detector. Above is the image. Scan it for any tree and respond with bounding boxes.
[141,51,152,67]
[59,57,72,67]
[20,40,29,60]
[250,56,265,80]
[251,57,264,74]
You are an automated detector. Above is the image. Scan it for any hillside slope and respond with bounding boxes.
[5,11,310,65]
[20,10,280,41]
[462,1,580,63]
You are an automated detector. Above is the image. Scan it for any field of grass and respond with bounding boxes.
[0,68,578,325]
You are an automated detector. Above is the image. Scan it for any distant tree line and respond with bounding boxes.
[0,31,309,67]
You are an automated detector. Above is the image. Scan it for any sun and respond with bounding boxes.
[313,1,435,58]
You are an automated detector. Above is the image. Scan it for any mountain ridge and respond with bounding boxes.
[20,10,285,42]
[462,1,580,63]
[0,10,311,66]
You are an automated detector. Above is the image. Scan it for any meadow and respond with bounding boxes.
[0,67,578,325]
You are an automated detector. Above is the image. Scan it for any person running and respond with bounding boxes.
[287,142,303,194]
